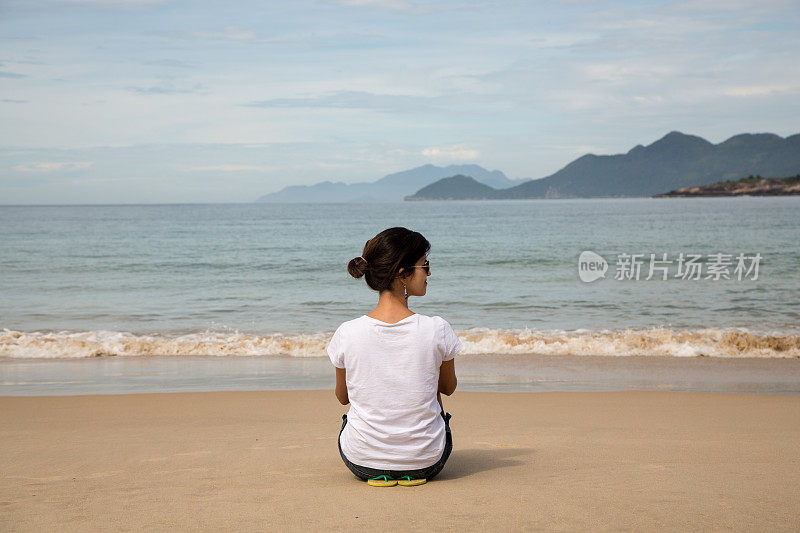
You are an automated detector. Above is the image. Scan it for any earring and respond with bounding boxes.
[403,283,407,300]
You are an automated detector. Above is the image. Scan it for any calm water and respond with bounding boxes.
[1,198,799,362]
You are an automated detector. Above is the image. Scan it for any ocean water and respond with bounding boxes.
[1,198,799,365]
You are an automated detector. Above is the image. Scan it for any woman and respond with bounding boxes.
[326,227,462,487]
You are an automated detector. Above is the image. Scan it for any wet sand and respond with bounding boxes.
[2,353,799,396]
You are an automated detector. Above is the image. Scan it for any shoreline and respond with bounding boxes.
[2,352,799,397]
[2,389,798,530]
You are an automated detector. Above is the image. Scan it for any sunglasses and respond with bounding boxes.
[407,259,431,275]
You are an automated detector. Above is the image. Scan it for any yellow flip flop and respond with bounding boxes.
[395,475,426,486]
[367,475,397,487]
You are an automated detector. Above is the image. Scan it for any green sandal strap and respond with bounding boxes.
[369,475,391,481]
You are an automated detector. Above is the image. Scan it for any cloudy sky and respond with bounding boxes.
[1,0,798,204]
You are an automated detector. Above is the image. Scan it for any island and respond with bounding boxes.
[653,175,800,197]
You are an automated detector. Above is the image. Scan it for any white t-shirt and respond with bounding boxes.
[326,312,463,470]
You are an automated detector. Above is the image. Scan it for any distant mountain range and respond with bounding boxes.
[405,131,800,200]
[255,131,800,202]
[255,164,531,203]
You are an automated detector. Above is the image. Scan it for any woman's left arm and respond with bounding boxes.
[335,367,349,405]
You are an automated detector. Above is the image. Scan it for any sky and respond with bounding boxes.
[1,0,799,204]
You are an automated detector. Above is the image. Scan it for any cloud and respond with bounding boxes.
[421,145,479,161]
[1,98,28,104]
[528,31,601,49]
[172,164,273,172]
[183,26,256,41]
[68,176,127,184]
[143,59,195,69]
[0,71,27,79]
[331,0,428,13]
[581,62,681,84]
[720,84,796,97]
[53,0,166,4]
[126,81,206,95]
[245,90,440,113]
[12,161,93,172]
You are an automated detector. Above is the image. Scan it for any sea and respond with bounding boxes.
[1,198,799,396]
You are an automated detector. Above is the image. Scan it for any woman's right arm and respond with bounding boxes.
[335,367,349,405]
[438,358,457,396]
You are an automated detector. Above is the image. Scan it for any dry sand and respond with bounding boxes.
[1,390,798,531]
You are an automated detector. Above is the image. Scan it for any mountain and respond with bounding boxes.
[404,175,500,200]
[406,131,800,200]
[254,164,531,203]
[497,131,800,198]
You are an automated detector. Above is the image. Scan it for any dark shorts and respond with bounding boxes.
[337,410,453,481]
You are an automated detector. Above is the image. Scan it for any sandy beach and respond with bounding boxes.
[2,390,798,531]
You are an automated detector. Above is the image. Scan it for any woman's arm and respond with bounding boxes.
[438,358,457,396]
[335,367,349,405]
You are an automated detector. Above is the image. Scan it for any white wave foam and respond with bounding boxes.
[1,326,798,359]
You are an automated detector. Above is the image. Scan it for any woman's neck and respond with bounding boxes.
[367,291,412,321]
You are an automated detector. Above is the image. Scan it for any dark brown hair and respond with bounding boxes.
[347,227,430,293]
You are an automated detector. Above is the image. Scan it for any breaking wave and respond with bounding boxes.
[1,326,799,359]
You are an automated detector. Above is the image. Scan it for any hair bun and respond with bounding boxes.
[347,256,369,279]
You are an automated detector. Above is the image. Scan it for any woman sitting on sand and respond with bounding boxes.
[326,227,462,487]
